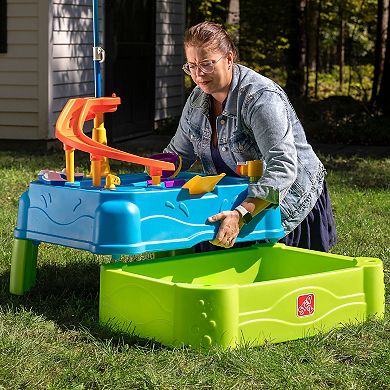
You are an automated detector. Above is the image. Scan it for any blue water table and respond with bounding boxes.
[9,96,385,349]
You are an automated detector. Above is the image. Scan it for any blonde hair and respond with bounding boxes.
[184,22,239,61]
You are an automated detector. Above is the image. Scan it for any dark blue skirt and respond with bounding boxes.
[194,180,337,253]
[279,180,337,252]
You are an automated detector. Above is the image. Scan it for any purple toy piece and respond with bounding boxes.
[148,153,180,178]
[164,179,186,188]
[146,178,186,188]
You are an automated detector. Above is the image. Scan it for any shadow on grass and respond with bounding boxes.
[296,96,390,147]
[320,155,390,190]
[0,262,168,350]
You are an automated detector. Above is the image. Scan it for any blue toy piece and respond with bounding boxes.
[38,169,84,185]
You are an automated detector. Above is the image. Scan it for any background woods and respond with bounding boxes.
[186,0,390,145]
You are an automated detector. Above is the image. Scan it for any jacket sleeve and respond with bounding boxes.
[163,94,198,171]
[243,89,297,204]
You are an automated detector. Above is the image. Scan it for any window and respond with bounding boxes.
[0,0,6,53]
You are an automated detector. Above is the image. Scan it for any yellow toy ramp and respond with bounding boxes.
[182,173,226,195]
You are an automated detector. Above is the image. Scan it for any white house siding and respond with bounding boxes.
[1,0,184,141]
[49,0,103,138]
[155,0,185,122]
[0,0,48,140]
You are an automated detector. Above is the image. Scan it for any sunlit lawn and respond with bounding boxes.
[0,149,389,389]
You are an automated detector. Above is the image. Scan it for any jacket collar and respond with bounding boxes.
[190,64,240,117]
[222,64,239,117]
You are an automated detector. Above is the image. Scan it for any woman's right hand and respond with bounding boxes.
[207,210,242,248]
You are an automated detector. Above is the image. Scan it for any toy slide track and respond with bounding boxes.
[55,97,175,175]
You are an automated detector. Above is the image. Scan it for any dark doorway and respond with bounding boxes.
[105,0,155,143]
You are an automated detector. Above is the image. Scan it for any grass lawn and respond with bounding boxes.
[0,150,389,390]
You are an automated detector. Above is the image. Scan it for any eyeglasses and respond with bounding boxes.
[182,56,224,76]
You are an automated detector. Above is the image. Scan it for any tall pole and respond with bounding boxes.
[91,0,110,185]
[93,0,102,98]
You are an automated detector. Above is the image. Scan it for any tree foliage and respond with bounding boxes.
[186,0,390,121]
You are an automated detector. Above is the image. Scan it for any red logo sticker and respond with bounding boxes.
[297,293,315,317]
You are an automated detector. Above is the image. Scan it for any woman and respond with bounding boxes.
[164,21,336,252]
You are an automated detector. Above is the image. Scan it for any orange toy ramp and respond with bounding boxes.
[55,97,175,178]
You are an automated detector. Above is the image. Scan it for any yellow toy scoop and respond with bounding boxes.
[182,173,226,195]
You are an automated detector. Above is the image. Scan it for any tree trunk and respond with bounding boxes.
[227,0,240,44]
[306,1,318,71]
[285,0,307,97]
[378,6,390,114]
[315,0,321,98]
[305,0,319,97]
[347,0,366,96]
[371,0,389,105]
[381,0,389,68]
[227,0,240,25]
[339,0,345,91]
[305,1,310,97]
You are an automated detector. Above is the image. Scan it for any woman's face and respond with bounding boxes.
[185,45,233,98]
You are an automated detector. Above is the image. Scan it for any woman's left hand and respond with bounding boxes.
[208,210,241,248]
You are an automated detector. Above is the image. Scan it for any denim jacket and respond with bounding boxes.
[164,64,326,235]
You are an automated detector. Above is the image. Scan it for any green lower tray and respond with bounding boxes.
[99,243,385,349]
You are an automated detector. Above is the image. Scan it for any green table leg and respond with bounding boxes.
[9,238,39,295]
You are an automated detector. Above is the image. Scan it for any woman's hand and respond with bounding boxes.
[208,210,242,248]
[207,198,271,248]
